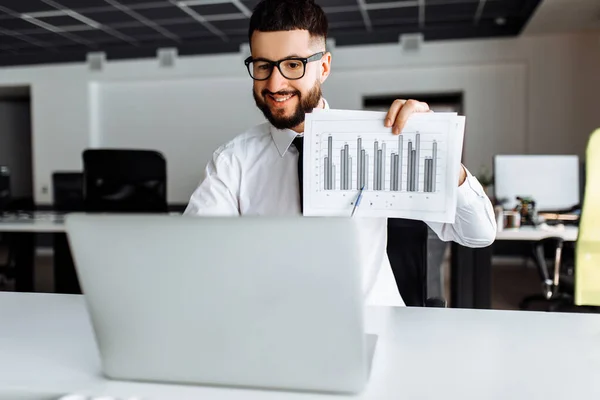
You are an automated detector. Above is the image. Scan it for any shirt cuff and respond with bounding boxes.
[457,166,488,209]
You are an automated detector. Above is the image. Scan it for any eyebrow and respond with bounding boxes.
[253,53,306,61]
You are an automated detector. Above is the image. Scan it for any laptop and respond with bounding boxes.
[65,214,369,394]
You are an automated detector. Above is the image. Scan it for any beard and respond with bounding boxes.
[253,80,322,130]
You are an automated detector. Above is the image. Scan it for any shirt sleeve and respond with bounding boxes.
[426,167,497,248]
[184,150,240,216]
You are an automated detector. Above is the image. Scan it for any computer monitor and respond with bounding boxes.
[494,155,580,212]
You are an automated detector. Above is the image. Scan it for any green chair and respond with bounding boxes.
[575,128,600,306]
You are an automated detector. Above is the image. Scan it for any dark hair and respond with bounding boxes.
[248,0,328,46]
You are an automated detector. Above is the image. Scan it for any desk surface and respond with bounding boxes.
[0,212,66,233]
[495,225,579,242]
[0,293,598,400]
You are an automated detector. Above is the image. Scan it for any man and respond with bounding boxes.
[184,0,496,306]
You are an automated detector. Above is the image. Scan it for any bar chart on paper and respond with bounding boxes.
[321,133,440,193]
[303,110,465,221]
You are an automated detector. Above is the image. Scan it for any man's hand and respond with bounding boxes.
[384,99,430,135]
[384,99,467,187]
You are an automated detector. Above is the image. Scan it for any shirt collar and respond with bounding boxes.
[271,98,330,157]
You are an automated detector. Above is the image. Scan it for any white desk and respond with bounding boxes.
[0,212,66,233]
[495,225,579,242]
[0,293,599,400]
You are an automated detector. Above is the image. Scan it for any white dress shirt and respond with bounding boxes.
[184,104,497,306]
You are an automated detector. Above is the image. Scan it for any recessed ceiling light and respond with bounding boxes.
[495,17,506,26]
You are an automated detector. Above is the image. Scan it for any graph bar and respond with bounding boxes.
[346,144,350,189]
[373,140,379,190]
[410,149,416,191]
[332,164,336,190]
[377,149,383,191]
[357,138,362,189]
[382,143,386,191]
[340,148,345,190]
[391,154,397,191]
[395,154,400,191]
[407,141,413,191]
[365,154,369,190]
[360,149,366,188]
[324,156,329,190]
[415,133,421,192]
[394,154,398,191]
[432,140,437,192]
[424,157,430,192]
[398,136,403,192]
[327,136,333,190]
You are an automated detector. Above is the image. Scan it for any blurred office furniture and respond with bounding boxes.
[52,172,84,294]
[520,129,600,311]
[54,149,169,294]
[0,166,9,214]
[83,149,168,213]
[494,155,580,212]
[52,172,84,212]
[387,218,446,307]
[450,243,493,308]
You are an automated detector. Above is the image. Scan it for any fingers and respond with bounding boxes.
[392,99,430,134]
[384,99,407,128]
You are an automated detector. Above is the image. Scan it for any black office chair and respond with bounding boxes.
[52,172,84,212]
[387,218,447,307]
[83,149,168,213]
[52,172,84,294]
[55,150,169,294]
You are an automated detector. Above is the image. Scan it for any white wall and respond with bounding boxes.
[0,100,33,198]
[0,32,598,204]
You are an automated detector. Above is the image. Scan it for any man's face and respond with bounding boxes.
[250,30,331,131]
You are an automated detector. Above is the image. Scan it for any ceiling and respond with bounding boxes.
[0,0,542,67]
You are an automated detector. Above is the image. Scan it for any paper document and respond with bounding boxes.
[303,109,465,223]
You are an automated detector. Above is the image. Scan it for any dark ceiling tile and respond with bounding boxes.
[482,0,525,18]
[36,15,83,26]
[189,3,241,16]
[365,0,416,3]
[158,21,211,37]
[133,5,192,20]
[115,25,166,37]
[68,29,125,43]
[371,18,418,29]
[368,6,418,21]
[326,11,364,24]
[117,0,173,4]
[50,0,117,10]
[77,10,141,25]
[425,2,479,23]
[210,18,250,33]
[0,0,57,13]
[0,17,39,30]
[316,0,356,7]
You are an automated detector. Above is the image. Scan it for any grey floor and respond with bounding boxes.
[1,247,543,311]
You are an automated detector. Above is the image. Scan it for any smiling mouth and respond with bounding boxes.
[266,92,296,106]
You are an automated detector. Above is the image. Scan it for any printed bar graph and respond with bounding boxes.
[319,134,440,193]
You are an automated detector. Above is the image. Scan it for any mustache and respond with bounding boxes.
[261,89,301,98]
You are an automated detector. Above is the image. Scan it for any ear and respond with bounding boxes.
[319,51,332,84]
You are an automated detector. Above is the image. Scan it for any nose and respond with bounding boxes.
[264,66,289,93]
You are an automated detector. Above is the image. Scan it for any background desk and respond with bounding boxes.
[0,212,66,292]
[0,292,599,399]
[452,225,579,309]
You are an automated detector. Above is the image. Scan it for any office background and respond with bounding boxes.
[0,0,598,206]
[0,0,599,309]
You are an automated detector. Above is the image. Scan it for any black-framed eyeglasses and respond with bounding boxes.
[244,52,325,81]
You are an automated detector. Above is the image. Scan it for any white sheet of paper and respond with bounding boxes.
[303,110,465,223]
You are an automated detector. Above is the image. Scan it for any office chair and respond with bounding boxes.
[387,218,446,307]
[55,150,169,294]
[520,128,600,312]
[52,172,84,212]
[83,149,168,213]
[52,172,84,294]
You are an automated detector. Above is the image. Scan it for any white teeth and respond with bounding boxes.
[272,95,292,102]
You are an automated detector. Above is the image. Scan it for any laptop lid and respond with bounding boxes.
[65,214,367,394]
